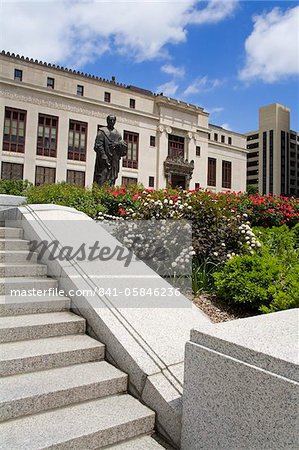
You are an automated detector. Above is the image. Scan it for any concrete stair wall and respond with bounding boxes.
[0,226,164,449]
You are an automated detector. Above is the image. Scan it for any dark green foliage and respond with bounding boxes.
[26,182,107,219]
[0,179,32,196]
[214,226,299,313]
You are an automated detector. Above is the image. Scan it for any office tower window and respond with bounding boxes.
[3,107,26,153]
[47,77,55,89]
[149,176,155,188]
[67,170,85,187]
[1,162,23,180]
[68,120,87,161]
[247,142,259,149]
[123,131,139,169]
[37,114,58,157]
[104,92,111,103]
[247,133,259,141]
[222,161,232,189]
[208,157,216,186]
[14,69,22,81]
[248,151,259,159]
[168,134,184,159]
[129,98,136,109]
[196,146,201,156]
[77,85,84,96]
[269,130,274,193]
[262,131,267,194]
[35,166,56,186]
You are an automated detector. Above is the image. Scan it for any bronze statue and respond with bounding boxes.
[93,115,128,186]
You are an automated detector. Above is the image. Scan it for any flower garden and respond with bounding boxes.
[1,179,298,317]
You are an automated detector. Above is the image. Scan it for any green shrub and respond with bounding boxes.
[0,179,32,196]
[26,182,107,218]
[213,250,299,313]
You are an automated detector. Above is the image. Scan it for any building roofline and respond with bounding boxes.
[209,123,245,137]
[1,50,207,113]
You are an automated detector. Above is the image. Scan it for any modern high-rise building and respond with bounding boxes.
[246,104,299,197]
[0,51,247,192]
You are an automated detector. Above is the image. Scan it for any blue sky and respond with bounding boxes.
[2,1,299,133]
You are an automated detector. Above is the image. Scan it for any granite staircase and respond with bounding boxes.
[0,225,164,449]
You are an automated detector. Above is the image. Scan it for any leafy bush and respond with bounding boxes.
[213,226,299,313]
[26,182,107,218]
[0,179,32,196]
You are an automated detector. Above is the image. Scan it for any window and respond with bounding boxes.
[247,142,259,149]
[247,179,258,185]
[247,160,258,168]
[47,77,55,89]
[123,131,139,169]
[3,107,26,153]
[247,151,259,159]
[77,85,84,96]
[247,169,259,176]
[214,133,218,142]
[247,133,259,141]
[149,176,155,188]
[228,137,232,145]
[35,166,56,186]
[1,162,23,180]
[150,136,156,147]
[68,120,87,161]
[14,69,22,81]
[208,133,211,140]
[37,114,58,157]
[122,176,137,186]
[196,146,201,156]
[221,135,225,143]
[207,158,216,186]
[263,131,267,194]
[290,133,296,140]
[222,161,232,189]
[104,92,111,103]
[129,98,136,109]
[168,134,184,159]
[67,170,85,187]
[195,183,200,190]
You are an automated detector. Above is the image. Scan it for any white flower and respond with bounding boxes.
[172,262,177,268]
[213,252,218,257]
[221,243,226,247]
[256,242,262,248]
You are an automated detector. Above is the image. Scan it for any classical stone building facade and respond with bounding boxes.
[0,51,247,191]
[246,104,299,197]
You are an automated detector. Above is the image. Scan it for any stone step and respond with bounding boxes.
[0,262,47,277]
[0,277,57,295]
[105,435,165,449]
[0,361,128,421]
[0,239,30,250]
[0,395,155,450]
[0,294,70,316]
[0,250,38,263]
[0,334,105,376]
[0,311,85,343]
[0,227,23,239]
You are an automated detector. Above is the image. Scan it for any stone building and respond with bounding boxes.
[246,103,299,197]
[0,51,247,191]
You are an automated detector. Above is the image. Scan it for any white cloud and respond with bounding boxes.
[221,123,231,131]
[183,76,222,96]
[156,80,179,97]
[161,64,185,78]
[206,107,224,115]
[1,0,239,67]
[187,0,237,25]
[239,6,299,82]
